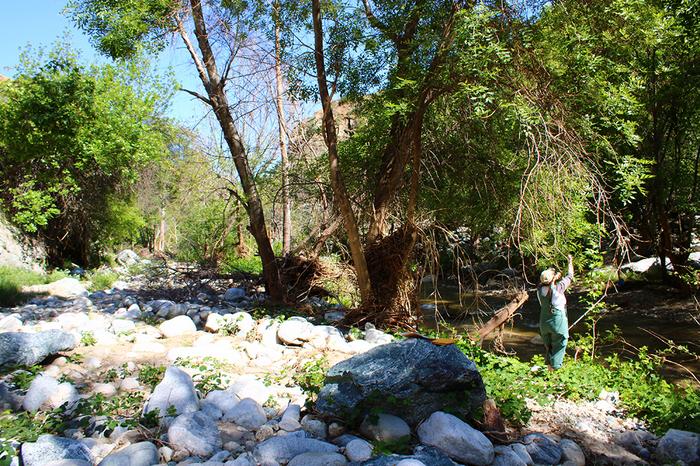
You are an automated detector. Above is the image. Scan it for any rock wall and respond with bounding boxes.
[0,210,46,271]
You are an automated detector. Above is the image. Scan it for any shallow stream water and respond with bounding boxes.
[419,282,700,384]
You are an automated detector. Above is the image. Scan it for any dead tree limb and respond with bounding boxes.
[477,291,528,340]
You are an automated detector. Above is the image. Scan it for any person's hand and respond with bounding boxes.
[567,254,573,263]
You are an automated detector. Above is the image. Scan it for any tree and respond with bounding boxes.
[67,0,286,300]
[0,47,168,265]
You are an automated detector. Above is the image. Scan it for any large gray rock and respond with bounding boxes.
[417,411,494,465]
[360,446,456,466]
[656,429,700,465]
[254,436,338,464]
[144,366,199,423]
[116,249,140,267]
[0,330,76,369]
[168,411,222,457]
[98,442,158,466]
[316,338,485,425]
[21,435,93,466]
[521,433,562,465]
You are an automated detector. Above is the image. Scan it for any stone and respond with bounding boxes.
[493,445,528,466]
[159,446,174,462]
[416,411,493,465]
[279,404,302,432]
[254,436,338,464]
[360,414,411,443]
[92,383,117,397]
[288,452,347,466]
[111,319,136,334]
[255,424,276,442]
[345,439,373,462]
[396,461,426,466]
[0,315,23,332]
[224,288,246,301]
[98,441,159,466]
[168,411,223,457]
[277,317,314,346]
[44,461,92,466]
[116,249,140,267]
[144,366,199,423]
[21,435,93,466]
[22,278,88,299]
[23,375,78,412]
[324,311,345,323]
[159,315,197,337]
[0,381,23,411]
[559,439,585,466]
[205,313,225,333]
[224,398,267,430]
[301,415,327,439]
[656,429,700,465]
[204,390,239,417]
[509,443,533,465]
[210,312,255,337]
[521,433,562,466]
[363,325,393,345]
[0,330,76,369]
[316,338,485,425]
[328,422,345,438]
[621,257,673,274]
[227,376,271,406]
[118,377,141,391]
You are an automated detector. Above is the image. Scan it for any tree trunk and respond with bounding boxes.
[311,0,373,306]
[273,1,292,256]
[187,0,284,302]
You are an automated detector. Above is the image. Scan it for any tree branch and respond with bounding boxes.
[179,87,212,105]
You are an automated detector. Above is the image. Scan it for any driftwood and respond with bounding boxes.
[477,290,529,340]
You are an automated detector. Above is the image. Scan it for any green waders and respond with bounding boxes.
[538,285,569,369]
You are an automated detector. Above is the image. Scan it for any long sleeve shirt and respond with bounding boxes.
[538,272,573,311]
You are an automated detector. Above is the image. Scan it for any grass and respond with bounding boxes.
[86,269,119,291]
[0,266,69,307]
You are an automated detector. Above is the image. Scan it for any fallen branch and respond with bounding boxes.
[477,291,529,340]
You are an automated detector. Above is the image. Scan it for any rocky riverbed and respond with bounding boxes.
[1,269,699,466]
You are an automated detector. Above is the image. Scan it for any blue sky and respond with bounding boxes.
[0,0,207,125]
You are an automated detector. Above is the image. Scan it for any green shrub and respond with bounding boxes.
[294,357,329,400]
[220,255,263,275]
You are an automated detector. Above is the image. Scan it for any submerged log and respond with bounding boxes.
[477,291,529,340]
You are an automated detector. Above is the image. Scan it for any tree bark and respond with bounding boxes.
[273,0,292,255]
[187,0,284,302]
[311,0,373,306]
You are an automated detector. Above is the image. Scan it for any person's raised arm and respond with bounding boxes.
[558,255,574,292]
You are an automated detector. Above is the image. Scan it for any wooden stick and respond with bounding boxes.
[477,291,529,340]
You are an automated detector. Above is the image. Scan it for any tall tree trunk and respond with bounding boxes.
[186,0,284,302]
[311,0,373,306]
[273,0,292,255]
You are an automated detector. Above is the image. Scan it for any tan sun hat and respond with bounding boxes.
[539,268,560,285]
